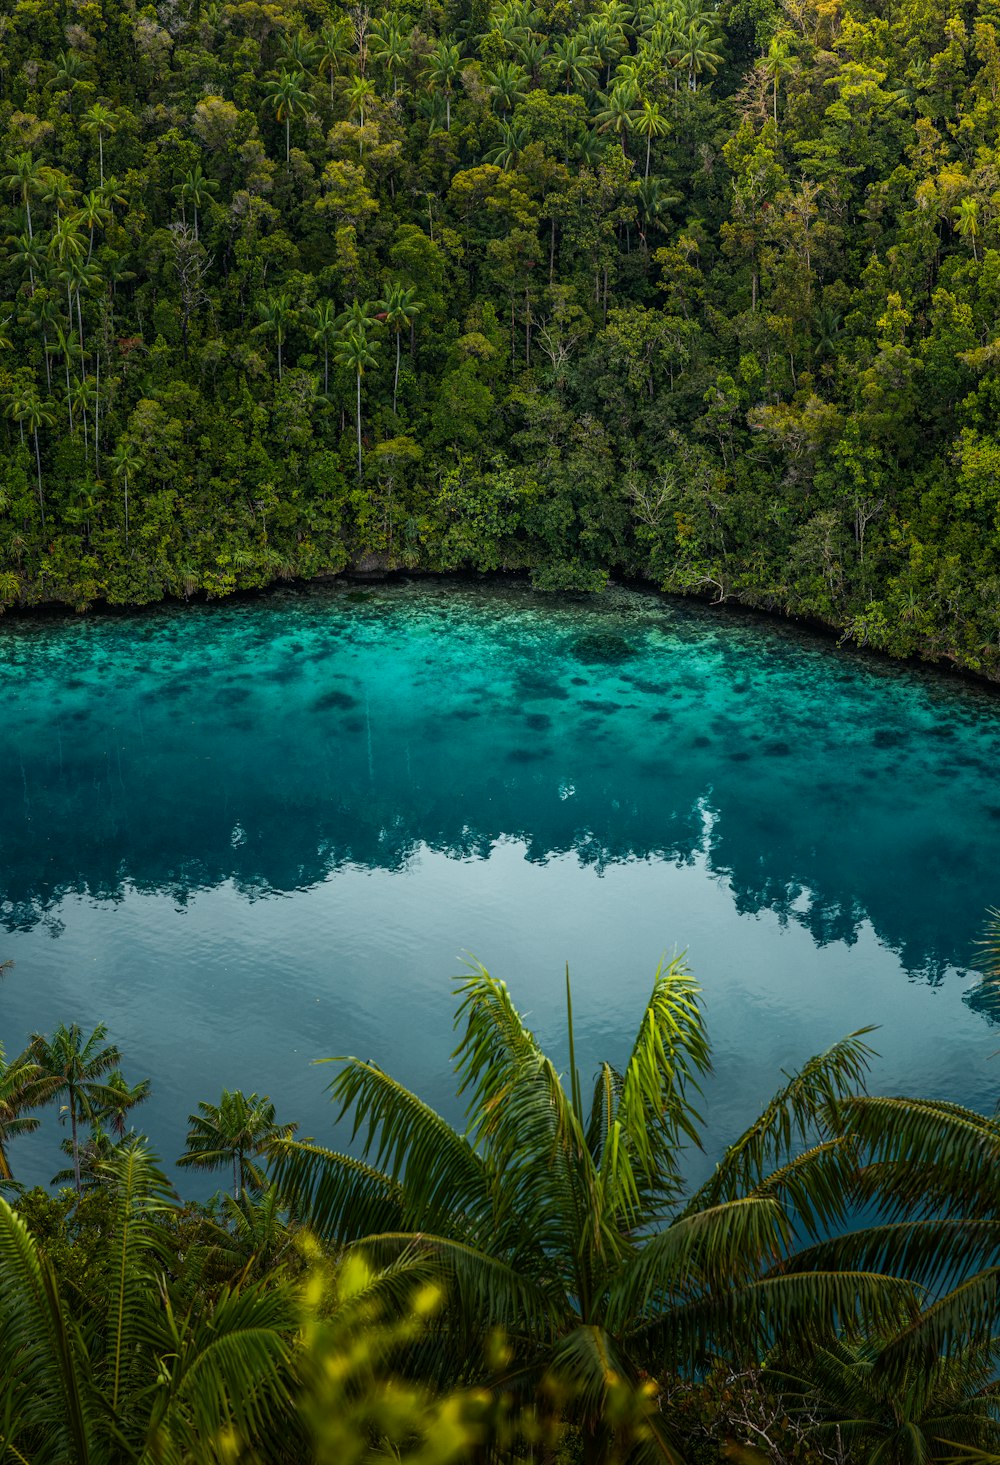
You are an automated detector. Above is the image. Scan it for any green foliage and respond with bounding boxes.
[0,0,999,671]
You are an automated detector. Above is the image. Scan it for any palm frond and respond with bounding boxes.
[0,1198,93,1464]
[608,1197,788,1332]
[354,1230,563,1340]
[686,1030,877,1215]
[269,1140,404,1241]
[324,1058,495,1234]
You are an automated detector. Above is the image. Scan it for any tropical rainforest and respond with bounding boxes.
[5,958,1000,1463]
[1,0,1000,675]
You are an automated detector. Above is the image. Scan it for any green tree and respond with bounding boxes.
[80,102,119,186]
[7,387,56,528]
[427,40,462,131]
[109,438,140,548]
[263,69,310,164]
[379,282,424,414]
[335,318,379,476]
[256,293,295,380]
[30,1023,123,1192]
[173,164,219,241]
[177,1089,295,1200]
[272,961,925,1462]
[1,151,47,240]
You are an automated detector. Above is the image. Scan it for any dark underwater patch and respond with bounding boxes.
[573,632,635,665]
[313,689,359,712]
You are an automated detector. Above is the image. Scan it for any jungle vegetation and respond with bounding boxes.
[4,960,1000,1462]
[1,0,1000,674]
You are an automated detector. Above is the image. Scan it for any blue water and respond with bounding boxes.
[1,579,999,1193]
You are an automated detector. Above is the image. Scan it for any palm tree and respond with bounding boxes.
[80,102,119,185]
[955,196,981,262]
[263,69,310,164]
[763,1331,1000,1463]
[346,73,376,155]
[51,49,88,112]
[99,1069,152,1140]
[272,960,932,1461]
[379,283,423,415]
[594,77,639,156]
[8,231,44,293]
[764,31,797,124]
[302,299,339,395]
[635,98,669,179]
[548,33,599,94]
[317,17,354,104]
[173,164,219,241]
[370,23,409,95]
[255,293,294,380]
[671,20,722,90]
[485,119,528,170]
[178,1090,296,1200]
[7,387,56,528]
[30,1023,123,1192]
[427,39,462,131]
[486,59,528,113]
[76,188,112,262]
[109,438,140,548]
[334,318,379,477]
[1,151,46,240]
[0,1044,55,1183]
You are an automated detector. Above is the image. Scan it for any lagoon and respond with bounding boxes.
[1,579,999,1191]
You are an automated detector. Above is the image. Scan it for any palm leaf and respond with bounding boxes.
[324,1058,496,1235]
[0,1198,93,1464]
[270,1140,405,1241]
[686,1030,877,1214]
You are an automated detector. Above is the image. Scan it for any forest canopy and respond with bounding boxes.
[1,0,999,673]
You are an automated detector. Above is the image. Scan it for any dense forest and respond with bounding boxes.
[6,960,1000,1462]
[2,0,1000,672]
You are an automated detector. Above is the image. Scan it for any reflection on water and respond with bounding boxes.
[1,580,999,1188]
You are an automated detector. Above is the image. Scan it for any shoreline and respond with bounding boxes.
[1,562,998,702]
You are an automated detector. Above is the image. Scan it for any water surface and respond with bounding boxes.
[1,580,998,1191]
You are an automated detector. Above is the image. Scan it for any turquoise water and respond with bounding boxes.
[1,579,1000,1192]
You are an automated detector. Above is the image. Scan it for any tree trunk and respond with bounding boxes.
[70,1085,81,1192]
[356,369,362,476]
[394,331,400,414]
[34,429,45,532]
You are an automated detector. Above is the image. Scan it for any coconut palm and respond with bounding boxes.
[29,1023,123,1192]
[263,68,310,163]
[955,197,981,262]
[99,1069,152,1140]
[379,282,423,415]
[594,77,640,155]
[0,1044,55,1183]
[486,59,529,113]
[635,98,669,179]
[80,102,119,185]
[427,39,462,130]
[272,960,934,1461]
[177,1089,296,1200]
[302,299,339,395]
[345,73,376,153]
[1,151,47,239]
[548,33,600,94]
[173,163,219,241]
[7,387,56,528]
[334,318,379,477]
[317,17,354,103]
[109,438,140,548]
[370,22,409,95]
[255,292,295,380]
